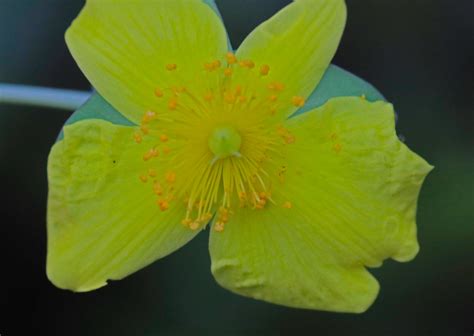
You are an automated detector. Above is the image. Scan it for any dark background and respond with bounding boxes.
[1,0,473,335]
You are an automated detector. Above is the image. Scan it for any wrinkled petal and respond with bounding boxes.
[47,120,198,291]
[235,0,346,117]
[209,97,432,312]
[66,0,228,124]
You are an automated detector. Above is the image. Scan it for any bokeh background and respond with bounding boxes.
[1,0,473,335]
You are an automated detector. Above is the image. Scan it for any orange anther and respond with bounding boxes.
[153,182,163,195]
[160,134,169,142]
[157,199,169,211]
[268,82,285,91]
[235,85,242,96]
[292,96,306,107]
[260,64,270,76]
[204,60,221,72]
[166,63,177,71]
[202,213,213,222]
[189,221,200,231]
[172,86,186,95]
[168,98,178,110]
[239,60,255,69]
[166,171,176,184]
[224,68,233,77]
[140,125,149,134]
[224,91,236,103]
[133,133,142,144]
[143,148,158,161]
[214,221,225,232]
[142,110,156,123]
[204,62,215,71]
[139,174,148,183]
[226,52,237,65]
[204,91,214,101]
[182,218,192,227]
[283,201,293,209]
[154,88,163,98]
[148,169,157,177]
[285,135,296,144]
[269,94,278,102]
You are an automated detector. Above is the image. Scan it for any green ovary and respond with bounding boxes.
[208,126,242,159]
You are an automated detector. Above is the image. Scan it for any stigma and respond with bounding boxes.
[208,126,242,160]
[133,53,302,232]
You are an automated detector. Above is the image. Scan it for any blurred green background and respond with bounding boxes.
[1,0,473,335]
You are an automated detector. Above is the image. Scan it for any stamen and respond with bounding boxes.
[224,68,233,77]
[157,199,169,211]
[136,53,297,231]
[168,98,178,110]
[239,60,255,69]
[292,96,306,107]
[153,182,163,196]
[142,110,156,123]
[182,218,192,227]
[260,64,270,76]
[226,52,237,65]
[268,82,285,91]
[166,171,176,184]
[269,94,278,102]
[166,63,177,71]
[283,201,292,209]
[134,133,142,144]
[143,148,158,161]
[154,88,164,98]
[140,125,149,135]
[204,91,214,101]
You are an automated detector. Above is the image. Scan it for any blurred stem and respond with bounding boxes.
[0,83,91,110]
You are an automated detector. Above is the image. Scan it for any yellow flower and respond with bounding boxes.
[47,0,432,313]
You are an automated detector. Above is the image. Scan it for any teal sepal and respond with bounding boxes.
[291,64,386,117]
[56,93,134,141]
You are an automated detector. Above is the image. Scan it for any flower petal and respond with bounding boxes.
[47,120,197,292]
[65,0,228,124]
[235,0,346,116]
[209,97,432,312]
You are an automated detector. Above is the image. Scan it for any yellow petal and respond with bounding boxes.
[65,0,228,124]
[209,97,432,312]
[235,0,346,117]
[47,120,197,292]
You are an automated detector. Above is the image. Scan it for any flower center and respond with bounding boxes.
[134,52,303,232]
[208,126,242,159]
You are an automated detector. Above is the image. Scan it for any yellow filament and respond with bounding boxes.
[134,55,296,231]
